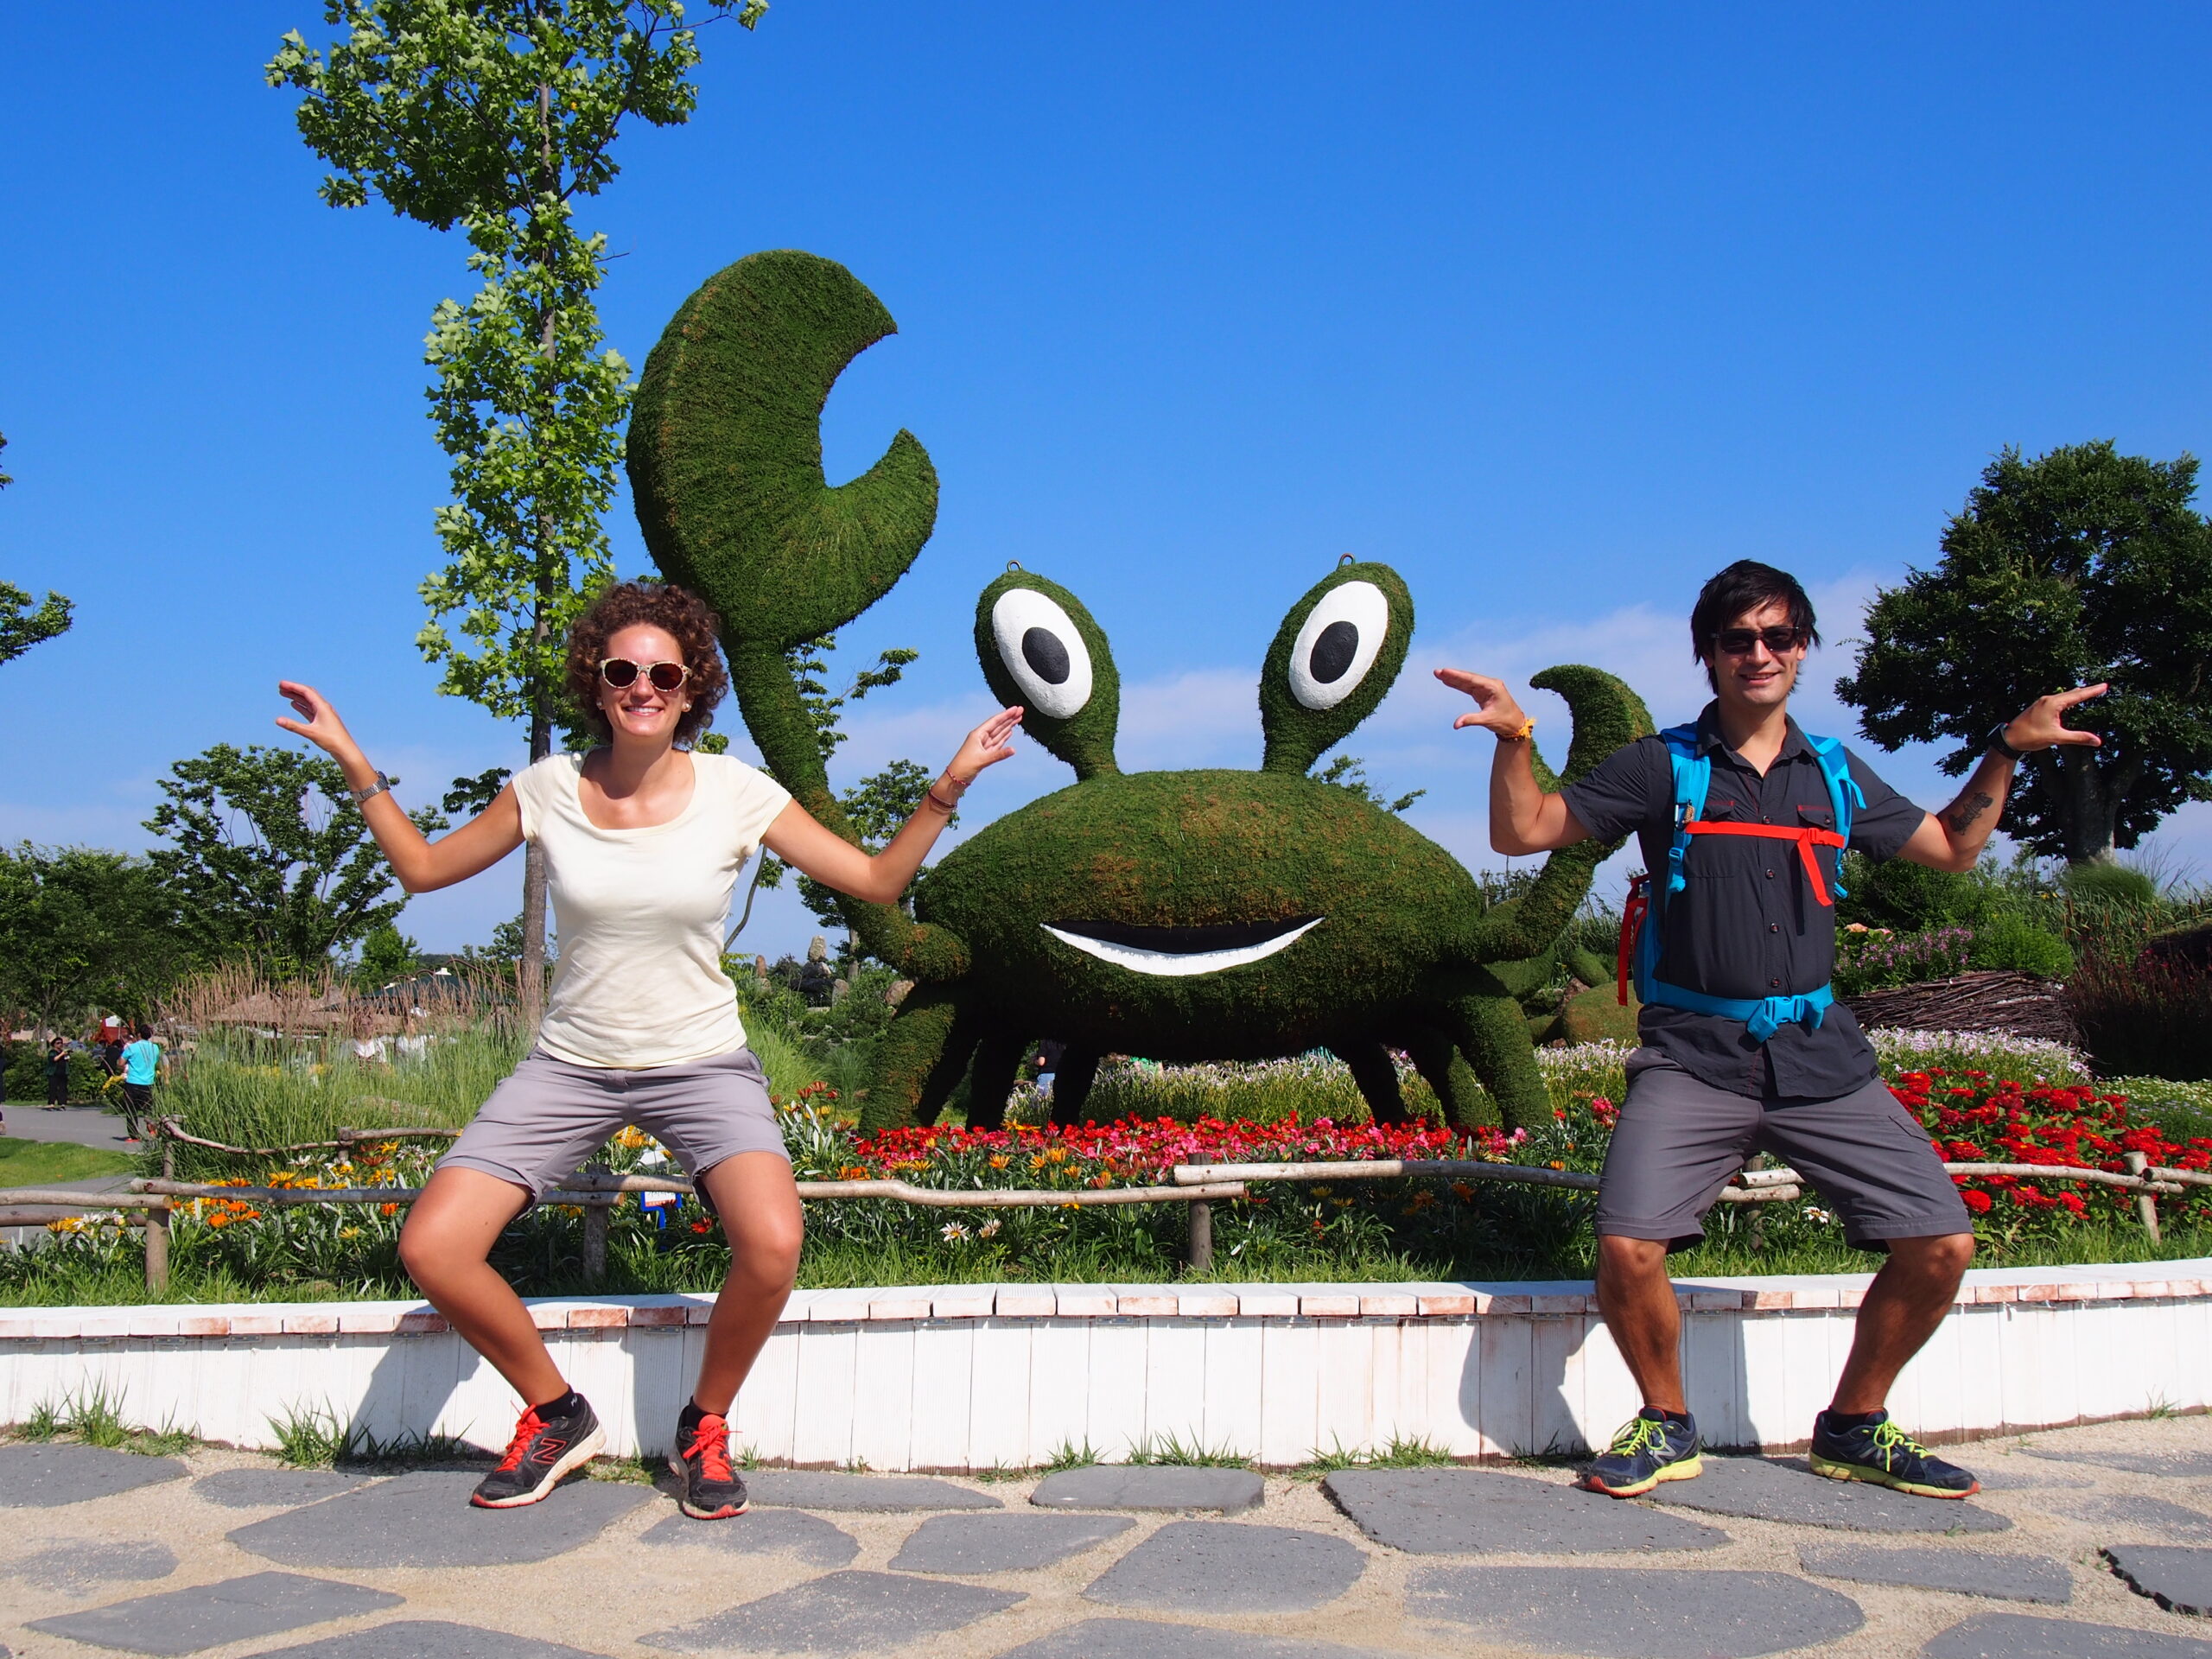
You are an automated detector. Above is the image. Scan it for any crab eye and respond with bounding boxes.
[1287,581,1389,710]
[990,588,1094,719]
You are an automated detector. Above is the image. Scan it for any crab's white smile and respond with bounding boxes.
[1039,917,1324,977]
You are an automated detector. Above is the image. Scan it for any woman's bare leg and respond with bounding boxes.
[689,1153,804,1414]
[397,1166,569,1408]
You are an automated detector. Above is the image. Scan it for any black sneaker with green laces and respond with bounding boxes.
[1581,1407,1703,1497]
[1808,1408,1977,1497]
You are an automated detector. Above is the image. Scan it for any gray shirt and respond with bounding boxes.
[1560,704,1927,1101]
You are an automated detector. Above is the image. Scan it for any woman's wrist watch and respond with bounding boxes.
[349,772,395,806]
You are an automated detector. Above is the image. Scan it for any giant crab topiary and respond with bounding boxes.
[628,250,1653,1135]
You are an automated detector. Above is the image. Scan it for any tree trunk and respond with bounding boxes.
[2055,748,2118,864]
[518,706,552,1032]
[516,79,559,1037]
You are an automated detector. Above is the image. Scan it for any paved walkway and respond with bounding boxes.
[0,1104,141,1154]
[3,1416,2210,1657]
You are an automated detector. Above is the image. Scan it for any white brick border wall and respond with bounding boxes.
[2,1261,2203,1467]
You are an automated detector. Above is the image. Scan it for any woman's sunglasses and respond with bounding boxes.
[1712,626,1808,657]
[599,658,690,692]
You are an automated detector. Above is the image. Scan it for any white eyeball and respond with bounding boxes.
[990,588,1094,720]
[1287,580,1389,710]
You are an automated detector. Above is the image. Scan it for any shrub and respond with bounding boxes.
[1838,853,1992,931]
[3,1045,106,1104]
[2069,951,2212,1081]
[2061,861,2159,907]
[1834,925,1974,995]
[1967,912,2075,979]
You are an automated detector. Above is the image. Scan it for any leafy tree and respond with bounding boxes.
[0,433,73,666]
[145,744,445,969]
[267,0,765,1023]
[353,922,422,990]
[1838,441,2212,863]
[1315,752,1425,814]
[0,846,190,1033]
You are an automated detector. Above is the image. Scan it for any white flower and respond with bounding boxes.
[978,1217,1001,1237]
[939,1222,970,1242]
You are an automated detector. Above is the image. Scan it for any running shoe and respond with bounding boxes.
[1808,1408,1978,1497]
[1581,1408,1703,1497]
[471,1395,605,1509]
[670,1403,749,1519]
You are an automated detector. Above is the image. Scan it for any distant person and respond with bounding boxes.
[1440,558,2105,1503]
[44,1035,71,1108]
[393,1010,435,1064]
[118,1022,163,1142]
[276,579,1023,1518]
[349,1009,391,1067]
[96,1017,124,1077]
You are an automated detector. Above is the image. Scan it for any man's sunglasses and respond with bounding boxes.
[1711,626,1808,657]
[599,658,690,692]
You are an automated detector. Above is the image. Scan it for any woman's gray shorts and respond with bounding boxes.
[1595,1050,1970,1252]
[438,1046,786,1205]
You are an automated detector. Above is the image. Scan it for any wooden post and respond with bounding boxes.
[2125,1151,2161,1244]
[143,1201,170,1293]
[337,1128,356,1163]
[1185,1198,1212,1274]
[580,1165,611,1287]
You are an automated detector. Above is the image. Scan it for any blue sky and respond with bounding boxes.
[4,3,2209,958]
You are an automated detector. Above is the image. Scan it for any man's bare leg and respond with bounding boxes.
[1830,1232,1974,1412]
[1595,1234,1685,1412]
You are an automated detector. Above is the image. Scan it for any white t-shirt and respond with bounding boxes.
[513,751,792,1069]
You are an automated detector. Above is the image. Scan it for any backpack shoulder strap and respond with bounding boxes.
[1803,734,1865,900]
[1658,725,1707,895]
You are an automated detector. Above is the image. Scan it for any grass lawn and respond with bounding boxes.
[0,1136,137,1185]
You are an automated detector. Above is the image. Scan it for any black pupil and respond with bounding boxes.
[1309,620,1359,683]
[1021,627,1071,686]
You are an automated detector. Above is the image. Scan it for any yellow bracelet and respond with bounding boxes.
[1500,716,1536,743]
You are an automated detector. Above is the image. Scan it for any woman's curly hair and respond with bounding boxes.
[563,580,728,746]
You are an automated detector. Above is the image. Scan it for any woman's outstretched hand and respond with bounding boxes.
[275,681,362,763]
[1434,668,1529,737]
[949,707,1025,782]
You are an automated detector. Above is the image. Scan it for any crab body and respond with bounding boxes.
[626,250,1652,1135]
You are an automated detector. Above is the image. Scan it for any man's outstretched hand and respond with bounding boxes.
[1437,668,1529,737]
[2004,683,2109,753]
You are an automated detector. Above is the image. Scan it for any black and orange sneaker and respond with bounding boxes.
[471,1394,604,1509]
[670,1402,748,1519]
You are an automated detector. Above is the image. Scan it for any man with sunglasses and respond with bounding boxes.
[1440,559,2105,1503]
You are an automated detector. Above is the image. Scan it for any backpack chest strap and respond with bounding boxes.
[1679,819,1848,906]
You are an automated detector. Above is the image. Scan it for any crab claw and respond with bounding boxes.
[627,250,938,652]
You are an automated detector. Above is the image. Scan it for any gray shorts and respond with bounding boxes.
[438,1046,787,1205]
[1595,1050,1971,1252]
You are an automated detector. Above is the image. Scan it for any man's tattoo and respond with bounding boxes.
[1942,791,1994,836]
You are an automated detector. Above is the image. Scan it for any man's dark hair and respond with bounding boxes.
[1690,560,1821,690]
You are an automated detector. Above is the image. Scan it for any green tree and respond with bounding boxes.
[266,0,764,1024]
[1314,752,1425,814]
[1838,441,2212,864]
[145,744,445,969]
[353,921,423,990]
[0,846,189,1033]
[0,433,74,666]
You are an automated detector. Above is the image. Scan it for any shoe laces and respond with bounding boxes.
[493,1407,545,1473]
[1605,1414,1669,1459]
[685,1412,734,1484]
[1868,1419,1929,1468]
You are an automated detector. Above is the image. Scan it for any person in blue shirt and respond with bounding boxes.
[117,1022,163,1143]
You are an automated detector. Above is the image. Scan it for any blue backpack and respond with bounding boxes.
[1618,724,1865,1043]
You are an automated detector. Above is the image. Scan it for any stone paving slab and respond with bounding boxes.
[1084,1520,1365,1614]
[227,1471,652,1569]
[742,1471,1001,1511]
[1322,1467,1727,1554]
[250,1620,611,1657]
[1798,1542,2072,1604]
[1408,1565,1866,1659]
[2050,1493,2212,1541]
[1971,1464,2095,1491]
[2027,1449,2212,1480]
[3,1539,178,1594]
[24,1569,403,1656]
[1649,1457,2012,1533]
[192,1469,372,1510]
[2107,1546,2212,1617]
[1029,1465,1264,1513]
[637,1568,1022,1655]
[0,1442,187,1507]
[992,1618,1398,1659]
[889,1511,1133,1573]
[1923,1611,2212,1658]
[639,1509,860,1566]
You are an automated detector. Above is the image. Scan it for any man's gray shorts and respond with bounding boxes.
[1595,1050,1971,1251]
[438,1046,786,1205]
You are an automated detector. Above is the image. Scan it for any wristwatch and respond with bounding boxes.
[1985,724,2026,761]
[349,772,395,806]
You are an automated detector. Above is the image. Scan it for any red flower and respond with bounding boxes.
[1959,1188,1993,1214]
